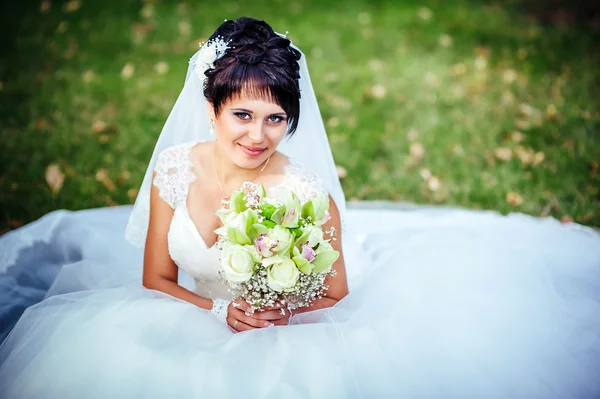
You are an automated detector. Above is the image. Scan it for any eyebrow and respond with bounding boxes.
[231,108,287,116]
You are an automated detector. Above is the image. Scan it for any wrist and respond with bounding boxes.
[210,298,229,323]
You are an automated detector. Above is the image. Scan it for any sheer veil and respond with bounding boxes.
[125,35,346,248]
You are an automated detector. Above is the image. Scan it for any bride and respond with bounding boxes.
[1,17,599,398]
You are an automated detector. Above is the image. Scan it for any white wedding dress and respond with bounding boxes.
[1,140,600,398]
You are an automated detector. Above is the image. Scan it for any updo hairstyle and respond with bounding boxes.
[203,17,302,136]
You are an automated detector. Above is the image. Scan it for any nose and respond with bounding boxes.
[247,120,266,143]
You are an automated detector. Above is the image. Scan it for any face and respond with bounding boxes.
[210,93,289,169]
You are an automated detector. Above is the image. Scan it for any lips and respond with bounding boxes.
[239,144,266,157]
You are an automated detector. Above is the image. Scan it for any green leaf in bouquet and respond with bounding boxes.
[312,192,329,222]
[270,205,286,224]
[290,227,303,238]
[301,200,315,221]
[261,219,276,229]
[227,227,251,246]
[292,256,312,274]
[248,223,268,241]
[260,203,277,220]
[260,184,267,200]
[293,228,311,247]
[230,191,248,213]
[311,250,340,274]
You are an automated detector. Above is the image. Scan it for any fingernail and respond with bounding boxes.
[265,322,274,327]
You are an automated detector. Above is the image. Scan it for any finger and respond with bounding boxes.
[248,309,287,321]
[231,308,272,328]
[231,299,254,314]
[227,316,256,332]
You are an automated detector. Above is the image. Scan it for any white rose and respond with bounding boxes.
[221,244,258,283]
[266,258,300,293]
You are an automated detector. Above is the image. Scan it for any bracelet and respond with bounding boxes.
[210,298,230,324]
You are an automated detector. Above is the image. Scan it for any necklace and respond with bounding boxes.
[212,150,271,202]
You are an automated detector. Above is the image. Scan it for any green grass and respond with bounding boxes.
[1,0,599,232]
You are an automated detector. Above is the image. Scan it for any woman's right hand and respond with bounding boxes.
[226,300,289,332]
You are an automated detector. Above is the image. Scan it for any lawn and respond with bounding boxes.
[1,0,599,232]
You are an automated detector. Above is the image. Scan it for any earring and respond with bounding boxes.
[209,120,215,136]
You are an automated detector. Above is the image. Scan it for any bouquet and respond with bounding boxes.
[214,182,339,311]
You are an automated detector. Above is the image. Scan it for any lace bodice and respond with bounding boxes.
[152,140,328,300]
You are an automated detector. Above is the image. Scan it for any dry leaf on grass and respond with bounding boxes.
[45,164,65,193]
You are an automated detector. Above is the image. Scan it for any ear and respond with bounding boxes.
[206,101,216,122]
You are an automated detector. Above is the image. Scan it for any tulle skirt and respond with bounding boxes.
[1,205,599,398]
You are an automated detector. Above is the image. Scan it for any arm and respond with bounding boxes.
[143,173,273,331]
[142,173,214,311]
[291,195,349,314]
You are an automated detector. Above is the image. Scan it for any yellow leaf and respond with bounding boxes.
[121,63,135,79]
[506,192,523,207]
[336,165,347,179]
[493,147,512,161]
[410,143,425,160]
[45,164,65,193]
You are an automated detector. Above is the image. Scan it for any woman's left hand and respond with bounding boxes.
[234,300,291,326]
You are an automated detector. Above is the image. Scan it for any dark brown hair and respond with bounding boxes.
[203,17,302,136]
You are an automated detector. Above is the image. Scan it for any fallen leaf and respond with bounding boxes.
[141,4,154,19]
[96,169,116,192]
[451,63,467,76]
[35,119,49,130]
[40,0,51,12]
[370,84,386,99]
[127,188,138,201]
[506,192,523,207]
[178,20,191,36]
[336,165,347,179]
[494,147,513,161]
[417,7,432,21]
[45,164,65,193]
[439,34,452,47]
[65,0,80,12]
[474,56,487,71]
[424,72,439,87]
[560,215,574,224]
[121,63,135,79]
[154,61,169,75]
[419,168,432,180]
[503,69,517,83]
[546,104,558,120]
[57,21,68,33]
[82,70,95,82]
[327,117,340,128]
[410,142,425,160]
[92,120,107,133]
[427,176,441,191]
[511,131,525,143]
[532,152,545,165]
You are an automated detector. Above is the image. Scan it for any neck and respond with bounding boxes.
[212,143,269,188]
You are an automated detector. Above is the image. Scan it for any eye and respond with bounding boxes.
[235,112,251,120]
[268,115,285,123]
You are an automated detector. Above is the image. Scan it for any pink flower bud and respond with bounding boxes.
[301,243,316,262]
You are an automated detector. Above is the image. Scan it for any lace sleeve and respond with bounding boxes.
[152,142,196,209]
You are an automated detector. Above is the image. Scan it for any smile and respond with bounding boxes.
[239,144,266,157]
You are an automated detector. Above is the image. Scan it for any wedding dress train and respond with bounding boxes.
[0,144,599,398]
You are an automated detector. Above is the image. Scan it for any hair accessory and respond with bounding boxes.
[194,35,230,82]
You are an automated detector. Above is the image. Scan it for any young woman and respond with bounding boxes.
[0,17,599,398]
